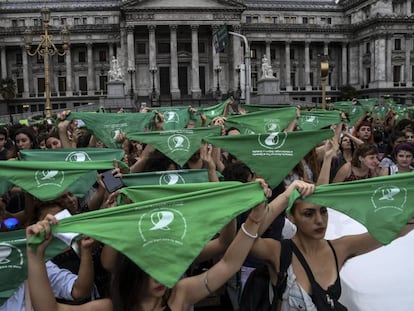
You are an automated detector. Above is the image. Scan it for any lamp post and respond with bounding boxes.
[235,65,242,100]
[127,67,135,97]
[320,57,329,110]
[149,66,157,104]
[24,7,69,119]
[214,65,222,99]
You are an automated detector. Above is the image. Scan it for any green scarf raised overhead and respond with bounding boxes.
[127,126,221,167]
[332,101,367,126]
[204,129,334,188]
[147,107,191,130]
[122,169,221,188]
[19,148,125,198]
[198,98,231,124]
[66,112,154,148]
[297,110,341,131]
[29,181,265,288]
[0,160,127,200]
[0,229,69,305]
[225,107,296,134]
[288,174,414,245]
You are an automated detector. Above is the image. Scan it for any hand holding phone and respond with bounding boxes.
[101,170,124,193]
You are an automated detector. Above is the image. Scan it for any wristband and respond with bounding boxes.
[240,223,258,239]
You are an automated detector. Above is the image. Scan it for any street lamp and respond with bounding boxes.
[235,65,242,100]
[214,65,222,99]
[320,57,329,110]
[149,66,157,104]
[24,7,69,119]
[127,67,135,97]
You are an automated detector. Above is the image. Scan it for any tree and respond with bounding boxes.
[338,84,357,101]
[0,77,16,124]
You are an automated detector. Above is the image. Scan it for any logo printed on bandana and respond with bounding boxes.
[65,151,91,162]
[167,134,190,152]
[258,132,288,150]
[35,170,65,187]
[0,243,24,270]
[371,185,407,212]
[164,111,179,124]
[138,207,187,247]
[112,129,121,140]
[264,120,280,133]
[302,115,319,128]
[159,173,185,185]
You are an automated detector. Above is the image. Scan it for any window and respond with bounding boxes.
[16,53,22,65]
[250,49,257,59]
[82,17,88,24]
[78,51,86,63]
[79,76,87,93]
[177,42,191,53]
[394,38,401,51]
[246,16,252,23]
[290,72,296,86]
[270,48,276,60]
[53,18,59,26]
[252,16,259,23]
[309,48,313,60]
[17,79,24,94]
[273,16,278,24]
[58,54,65,64]
[37,54,43,64]
[290,48,295,60]
[99,50,107,62]
[38,78,45,94]
[366,42,370,53]
[61,18,66,25]
[265,16,271,23]
[99,76,108,93]
[158,42,171,54]
[74,18,80,25]
[33,19,40,26]
[58,77,66,94]
[309,17,315,24]
[11,20,18,27]
[310,72,314,86]
[366,67,371,84]
[198,42,205,54]
[393,65,402,82]
[321,17,331,24]
[137,43,146,54]
[95,17,103,24]
[303,17,308,24]
[103,17,109,24]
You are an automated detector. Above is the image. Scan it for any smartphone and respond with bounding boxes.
[101,170,124,193]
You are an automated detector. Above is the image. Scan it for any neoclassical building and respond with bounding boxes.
[0,0,413,118]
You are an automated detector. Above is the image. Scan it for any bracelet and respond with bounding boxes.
[204,270,213,294]
[240,223,258,239]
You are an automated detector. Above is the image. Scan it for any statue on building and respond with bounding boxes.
[108,56,123,81]
[261,55,274,79]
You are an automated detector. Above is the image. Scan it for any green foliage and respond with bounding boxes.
[0,78,16,100]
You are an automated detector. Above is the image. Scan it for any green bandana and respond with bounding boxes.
[147,107,191,130]
[198,98,231,124]
[225,107,296,134]
[288,174,414,244]
[29,181,265,288]
[122,169,221,187]
[204,129,334,188]
[66,112,154,148]
[0,160,127,200]
[297,110,341,131]
[127,126,221,166]
[0,229,69,305]
[332,101,367,126]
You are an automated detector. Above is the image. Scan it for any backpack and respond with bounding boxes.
[239,239,292,311]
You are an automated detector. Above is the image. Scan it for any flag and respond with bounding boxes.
[225,107,296,134]
[0,160,127,201]
[122,169,221,188]
[297,109,341,131]
[147,107,191,130]
[0,229,69,305]
[19,148,126,198]
[204,129,334,188]
[126,126,221,166]
[29,181,266,288]
[66,112,154,148]
[288,174,414,245]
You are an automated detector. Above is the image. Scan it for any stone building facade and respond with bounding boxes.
[0,0,413,117]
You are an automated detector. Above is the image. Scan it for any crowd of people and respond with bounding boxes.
[0,97,414,311]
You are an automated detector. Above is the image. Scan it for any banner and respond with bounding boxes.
[29,182,266,288]
[66,112,154,148]
[225,107,296,134]
[126,127,221,166]
[288,174,414,244]
[204,129,334,188]
[0,160,127,201]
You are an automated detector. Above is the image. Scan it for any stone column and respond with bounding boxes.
[109,43,115,62]
[408,0,412,16]
[65,45,73,96]
[285,41,292,91]
[405,34,412,87]
[22,46,29,98]
[170,25,180,99]
[304,40,311,90]
[359,41,364,87]
[266,41,271,62]
[0,46,6,79]
[324,41,330,88]
[348,43,358,86]
[191,25,201,98]
[386,34,392,86]
[212,25,220,93]
[87,43,95,95]
[127,26,135,91]
[374,35,386,87]
[232,25,242,93]
[370,38,375,86]
[148,25,157,95]
[341,42,348,86]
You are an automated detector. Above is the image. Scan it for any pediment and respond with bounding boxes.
[122,0,245,10]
